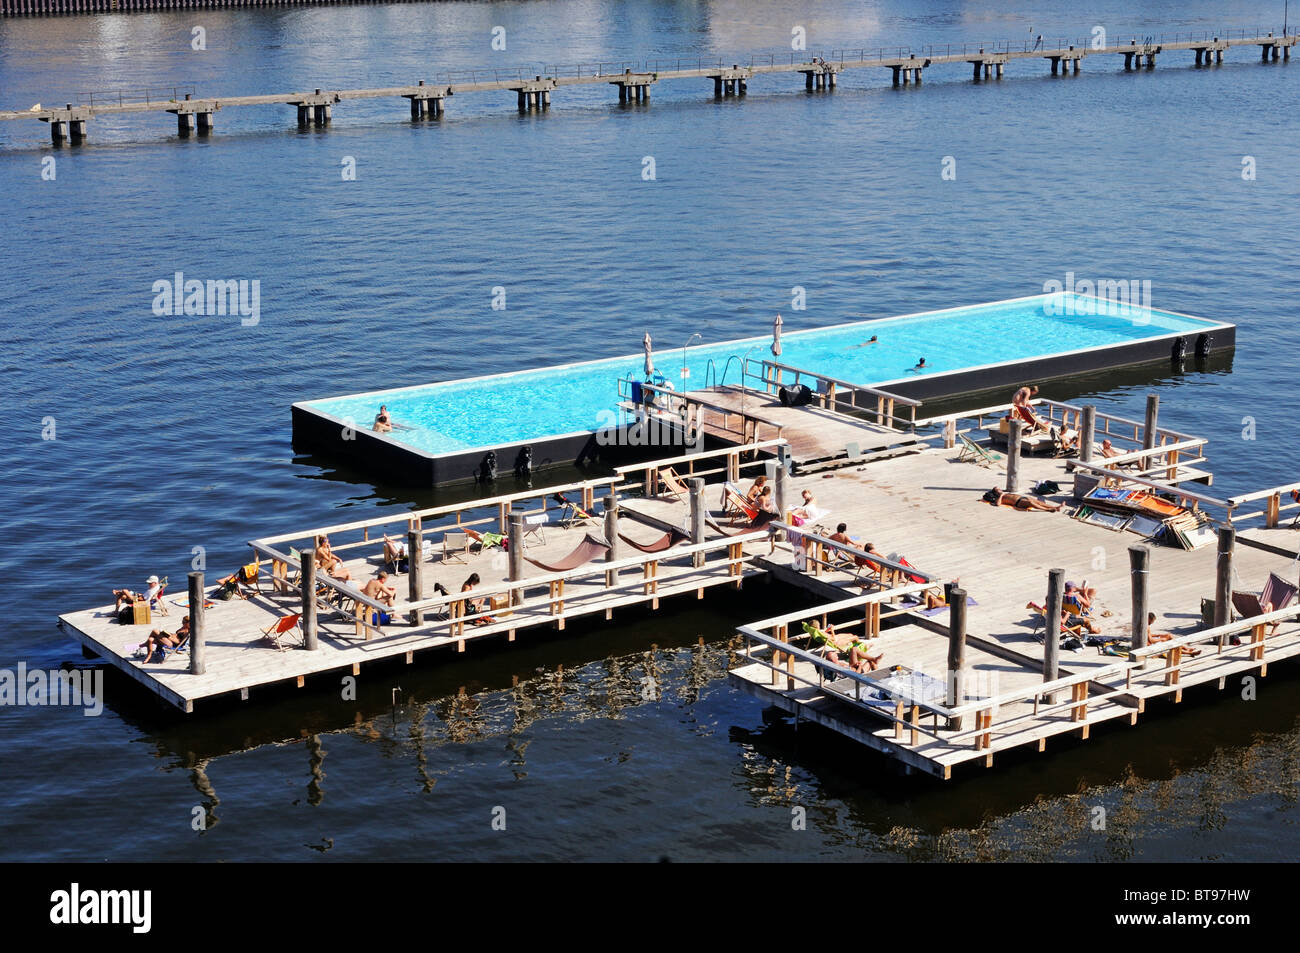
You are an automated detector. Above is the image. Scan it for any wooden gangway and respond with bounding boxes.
[8,27,1295,143]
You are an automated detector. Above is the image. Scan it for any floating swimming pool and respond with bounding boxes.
[294,293,1233,485]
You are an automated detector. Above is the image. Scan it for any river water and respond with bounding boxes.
[2,0,1298,860]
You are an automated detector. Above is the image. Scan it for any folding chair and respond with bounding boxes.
[442,530,470,564]
[657,466,689,503]
[261,613,303,652]
[553,493,595,530]
[522,513,549,548]
[957,433,1003,467]
[152,576,170,617]
[720,482,759,522]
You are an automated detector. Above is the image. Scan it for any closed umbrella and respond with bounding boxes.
[643,332,656,377]
[771,313,783,357]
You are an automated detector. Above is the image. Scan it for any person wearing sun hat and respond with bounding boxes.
[113,575,164,615]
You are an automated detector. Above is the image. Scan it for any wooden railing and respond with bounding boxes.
[1228,481,1300,528]
[618,378,787,446]
[745,358,921,430]
[737,589,1300,755]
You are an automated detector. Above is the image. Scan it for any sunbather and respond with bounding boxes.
[139,615,191,662]
[745,475,768,504]
[920,579,959,610]
[1146,612,1201,657]
[315,535,351,582]
[114,575,162,613]
[461,573,495,626]
[1099,439,1122,459]
[1011,385,1049,433]
[1027,600,1101,635]
[806,622,882,674]
[986,488,1062,511]
[1064,580,1097,612]
[828,524,879,570]
[789,489,823,524]
[360,571,397,608]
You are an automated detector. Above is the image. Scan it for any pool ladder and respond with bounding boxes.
[703,354,742,390]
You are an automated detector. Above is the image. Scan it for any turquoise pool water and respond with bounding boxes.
[306,294,1221,455]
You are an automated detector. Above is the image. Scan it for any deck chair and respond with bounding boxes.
[553,493,595,530]
[957,433,1002,468]
[261,613,302,652]
[522,513,549,548]
[442,530,470,564]
[1231,572,1298,622]
[720,482,759,522]
[657,466,689,503]
[151,577,170,617]
[464,527,506,552]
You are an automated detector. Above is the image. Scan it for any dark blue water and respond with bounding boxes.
[2,0,1299,860]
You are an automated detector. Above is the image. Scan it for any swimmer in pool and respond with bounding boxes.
[852,335,879,348]
[374,405,393,433]
[908,357,927,372]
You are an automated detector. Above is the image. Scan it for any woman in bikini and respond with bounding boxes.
[315,535,351,582]
[139,615,191,662]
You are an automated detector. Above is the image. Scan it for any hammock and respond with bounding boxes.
[523,533,611,573]
[618,528,689,554]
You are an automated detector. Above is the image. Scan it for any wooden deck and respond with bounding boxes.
[59,500,764,712]
[696,384,924,463]
[727,443,1300,778]
[57,391,1300,787]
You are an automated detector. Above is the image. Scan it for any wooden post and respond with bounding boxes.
[188,571,206,675]
[1005,419,1022,493]
[1079,405,1096,464]
[1043,568,1064,698]
[301,548,318,651]
[1143,394,1160,451]
[1130,545,1150,657]
[774,447,789,528]
[689,478,706,567]
[946,587,968,730]
[604,495,620,587]
[508,514,525,606]
[1214,526,1234,644]
[408,528,424,626]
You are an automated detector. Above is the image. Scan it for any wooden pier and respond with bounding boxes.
[57,378,1300,783]
[6,27,1295,145]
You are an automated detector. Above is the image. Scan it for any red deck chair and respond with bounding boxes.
[261,613,303,652]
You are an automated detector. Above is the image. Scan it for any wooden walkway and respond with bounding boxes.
[8,28,1294,143]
